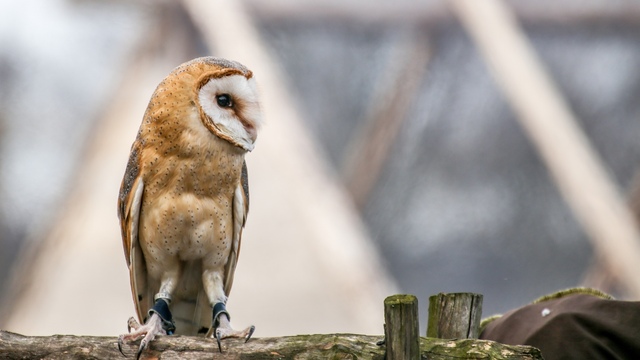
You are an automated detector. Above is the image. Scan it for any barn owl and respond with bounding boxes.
[117,57,261,358]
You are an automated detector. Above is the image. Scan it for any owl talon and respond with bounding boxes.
[215,329,223,353]
[117,313,165,359]
[119,317,142,357]
[119,316,142,356]
[136,338,148,360]
[213,315,255,352]
[127,316,141,333]
[117,335,126,357]
[245,325,255,343]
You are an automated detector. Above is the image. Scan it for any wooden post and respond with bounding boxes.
[384,294,420,360]
[427,292,483,339]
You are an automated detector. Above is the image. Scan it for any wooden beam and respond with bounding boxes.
[450,0,640,298]
[244,0,640,26]
[342,30,431,209]
[582,170,640,292]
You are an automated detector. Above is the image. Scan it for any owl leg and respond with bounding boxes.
[212,302,256,351]
[118,296,176,359]
[202,269,255,352]
[119,270,181,359]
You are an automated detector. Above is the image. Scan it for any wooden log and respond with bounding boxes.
[384,294,420,360]
[0,330,543,360]
[427,292,483,339]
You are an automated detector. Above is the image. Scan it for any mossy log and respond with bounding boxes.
[0,330,542,359]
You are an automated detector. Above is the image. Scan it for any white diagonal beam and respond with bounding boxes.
[450,0,640,297]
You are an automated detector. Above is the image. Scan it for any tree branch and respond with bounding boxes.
[0,330,542,359]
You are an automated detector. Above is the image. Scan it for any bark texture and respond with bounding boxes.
[0,330,543,359]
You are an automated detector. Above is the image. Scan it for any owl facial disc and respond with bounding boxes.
[198,74,262,151]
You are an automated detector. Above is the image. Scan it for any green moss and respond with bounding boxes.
[384,294,418,305]
[532,287,614,304]
[421,338,543,360]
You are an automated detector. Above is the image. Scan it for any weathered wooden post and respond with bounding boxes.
[427,292,483,339]
[384,294,420,360]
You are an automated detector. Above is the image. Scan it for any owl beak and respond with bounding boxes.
[238,116,258,144]
[238,122,257,152]
[245,125,257,144]
[242,141,255,152]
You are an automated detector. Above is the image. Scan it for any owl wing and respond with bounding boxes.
[224,160,250,295]
[117,141,151,324]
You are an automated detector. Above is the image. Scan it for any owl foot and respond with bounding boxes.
[211,302,255,352]
[118,299,176,359]
[117,313,166,359]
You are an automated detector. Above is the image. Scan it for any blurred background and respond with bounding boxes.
[1,0,640,337]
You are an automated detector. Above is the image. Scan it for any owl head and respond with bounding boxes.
[147,57,262,152]
[194,58,262,151]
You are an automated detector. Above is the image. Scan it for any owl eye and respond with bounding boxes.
[216,94,233,108]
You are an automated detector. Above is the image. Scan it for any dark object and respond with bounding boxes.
[212,302,231,352]
[211,302,255,352]
[480,288,640,360]
[212,301,230,329]
[149,298,176,335]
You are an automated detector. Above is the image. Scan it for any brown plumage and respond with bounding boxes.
[117,57,261,357]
